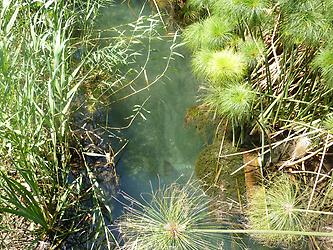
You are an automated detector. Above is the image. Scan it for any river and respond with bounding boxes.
[95,1,278,249]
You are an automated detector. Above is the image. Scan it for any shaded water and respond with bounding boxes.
[97,1,203,204]
[96,2,278,249]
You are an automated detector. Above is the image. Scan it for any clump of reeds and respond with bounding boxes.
[0,0,173,248]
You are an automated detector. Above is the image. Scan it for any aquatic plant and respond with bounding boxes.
[182,15,234,50]
[237,37,265,66]
[118,181,222,250]
[247,175,306,247]
[182,21,205,50]
[312,46,333,89]
[186,0,215,9]
[280,0,331,46]
[323,113,333,132]
[192,49,246,83]
[213,0,271,28]
[201,16,235,49]
[0,0,174,248]
[204,82,255,123]
[182,0,333,248]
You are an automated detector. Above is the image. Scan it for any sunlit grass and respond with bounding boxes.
[323,113,333,132]
[237,37,265,65]
[192,49,246,83]
[312,45,333,89]
[182,21,205,50]
[201,16,235,49]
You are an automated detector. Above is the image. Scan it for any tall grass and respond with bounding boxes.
[0,1,103,247]
[0,0,180,248]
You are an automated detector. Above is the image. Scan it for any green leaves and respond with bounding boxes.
[0,171,49,230]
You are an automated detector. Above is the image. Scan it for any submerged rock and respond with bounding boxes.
[195,140,245,200]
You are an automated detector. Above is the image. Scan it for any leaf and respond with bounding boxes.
[140,112,147,120]
[6,5,19,34]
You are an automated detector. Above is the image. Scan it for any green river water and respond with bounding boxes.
[96,2,278,249]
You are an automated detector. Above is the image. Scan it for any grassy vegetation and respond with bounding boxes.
[4,0,333,248]
[0,0,179,248]
[0,0,115,248]
[179,0,333,248]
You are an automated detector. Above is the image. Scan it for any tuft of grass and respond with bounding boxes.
[193,49,246,83]
[192,50,214,79]
[200,16,235,49]
[204,82,255,124]
[117,180,222,250]
[182,21,205,50]
[323,113,333,132]
[247,175,305,247]
[237,37,265,66]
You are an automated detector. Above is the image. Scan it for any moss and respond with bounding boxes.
[194,140,245,199]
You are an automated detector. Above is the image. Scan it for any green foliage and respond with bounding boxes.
[201,16,235,49]
[186,0,216,9]
[193,49,246,83]
[0,0,183,247]
[247,175,306,247]
[118,181,222,250]
[213,0,271,28]
[182,15,236,51]
[182,21,205,50]
[182,0,333,247]
[204,83,255,123]
[0,1,91,245]
[312,46,333,88]
[237,37,265,65]
[280,0,331,46]
[323,113,333,132]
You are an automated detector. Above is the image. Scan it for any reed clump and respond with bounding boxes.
[0,0,175,248]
